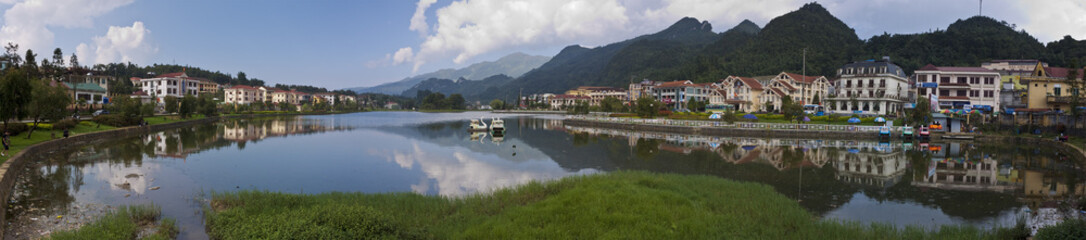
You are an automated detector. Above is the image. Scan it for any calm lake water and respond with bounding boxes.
[5,112,1085,239]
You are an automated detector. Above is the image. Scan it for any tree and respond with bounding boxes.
[197,95,218,117]
[52,48,64,69]
[600,96,623,112]
[812,92,821,105]
[849,96,859,111]
[0,68,32,126]
[445,93,466,110]
[636,97,659,118]
[687,99,707,112]
[421,92,446,109]
[164,96,179,114]
[910,97,932,126]
[278,102,293,112]
[179,94,197,118]
[236,71,248,85]
[567,100,589,115]
[781,96,804,122]
[23,49,38,78]
[25,79,72,138]
[490,99,505,110]
[723,110,738,124]
[69,53,79,70]
[2,42,20,68]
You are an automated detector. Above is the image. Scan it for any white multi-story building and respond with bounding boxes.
[651,80,713,110]
[134,72,221,103]
[224,85,264,105]
[314,93,337,105]
[718,76,767,112]
[914,64,1002,112]
[827,60,910,115]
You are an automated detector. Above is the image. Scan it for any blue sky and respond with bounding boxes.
[2,0,1084,90]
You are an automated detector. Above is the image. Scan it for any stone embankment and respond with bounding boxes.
[563,118,882,139]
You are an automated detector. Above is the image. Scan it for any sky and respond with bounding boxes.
[1,0,1084,90]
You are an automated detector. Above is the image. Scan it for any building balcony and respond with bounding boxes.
[940,82,970,88]
[1048,96,1071,103]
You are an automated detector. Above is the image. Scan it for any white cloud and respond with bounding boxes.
[387,0,1086,73]
[409,0,438,36]
[392,47,414,65]
[0,0,133,53]
[77,21,158,65]
[1019,0,1086,42]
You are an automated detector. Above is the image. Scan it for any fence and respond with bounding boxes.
[567,115,899,133]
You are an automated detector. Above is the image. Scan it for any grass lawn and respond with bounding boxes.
[143,114,207,125]
[205,171,1028,239]
[45,205,178,240]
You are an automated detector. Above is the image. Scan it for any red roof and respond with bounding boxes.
[918,64,996,73]
[656,80,695,88]
[156,72,185,78]
[768,88,787,96]
[1043,67,1085,78]
[783,72,822,84]
[731,76,764,90]
[229,85,260,90]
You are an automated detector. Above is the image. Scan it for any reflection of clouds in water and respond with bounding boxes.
[88,163,157,195]
[389,141,595,197]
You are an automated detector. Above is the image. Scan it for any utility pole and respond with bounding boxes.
[979,0,983,16]
[802,48,807,105]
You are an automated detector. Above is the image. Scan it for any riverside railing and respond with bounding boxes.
[566,115,901,133]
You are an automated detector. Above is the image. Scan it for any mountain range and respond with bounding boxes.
[353,2,1086,102]
[347,52,550,95]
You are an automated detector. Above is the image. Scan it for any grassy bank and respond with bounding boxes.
[0,120,116,164]
[204,171,1028,239]
[45,205,178,240]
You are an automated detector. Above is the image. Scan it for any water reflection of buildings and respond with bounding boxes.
[914,142,1013,192]
[146,118,347,159]
[564,125,905,186]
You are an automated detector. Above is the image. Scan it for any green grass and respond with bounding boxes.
[143,114,207,125]
[205,171,1028,239]
[44,205,178,240]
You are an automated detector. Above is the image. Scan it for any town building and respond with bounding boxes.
[338,94,356,104]
[224,85,265,105]
[826,60,910,115]
[548,94,591,110]
[63,82,108,104]
[314,93,337,105]
[566,86,627,106]
[718,76,768,112]
[1023,63,1085,111]
[651,80,713,111]
[766,72,830,107]
[983,60,1047,110]
[133,72,221,103]
[627,80,656,101]
[914,64,1002,112]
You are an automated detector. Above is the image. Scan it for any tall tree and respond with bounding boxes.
[636,97,659,118]
[69,53,79,70]
[23,49,38,78]
[236,71,248,85]
[0,68,33,126]
[52,48,64,68]
[445,93,466,110]
[164,96,179,114]
[3,42,21,68]
[179,94,197,118]
[25,80,72,138]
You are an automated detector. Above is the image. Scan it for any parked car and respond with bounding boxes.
[93,110,110,116]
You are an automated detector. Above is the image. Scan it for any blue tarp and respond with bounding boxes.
[847,117,861,123]
[743,114,757,119]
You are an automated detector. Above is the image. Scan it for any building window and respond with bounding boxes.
[940,77,950,83]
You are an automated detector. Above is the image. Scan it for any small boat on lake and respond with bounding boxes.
[469,118,488,132]
[490,117,505,132]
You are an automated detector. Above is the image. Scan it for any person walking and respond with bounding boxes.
[63,128,70,138]
[2,132,10,157]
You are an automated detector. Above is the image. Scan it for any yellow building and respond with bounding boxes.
[1023,62,1085,111]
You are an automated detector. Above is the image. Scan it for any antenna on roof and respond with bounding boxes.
[979,0,983,16]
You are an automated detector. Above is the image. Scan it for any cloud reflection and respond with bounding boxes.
[386,141,595,196]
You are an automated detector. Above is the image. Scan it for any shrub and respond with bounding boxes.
[54,119,78,130]
[658,110,672,116]
[1,123,29,135]
[1034,218,1086,240]
[93,115,141,127]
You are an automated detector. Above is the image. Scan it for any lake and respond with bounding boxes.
[5,112,1085,239]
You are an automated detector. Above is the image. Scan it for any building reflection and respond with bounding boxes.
[562,123,1086,212]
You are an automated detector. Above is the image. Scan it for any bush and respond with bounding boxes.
[658,110,672,116]
[93,115,142,127]
[54,119,78,130]
[1034,218,1086,240]
[1,123,29,135]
